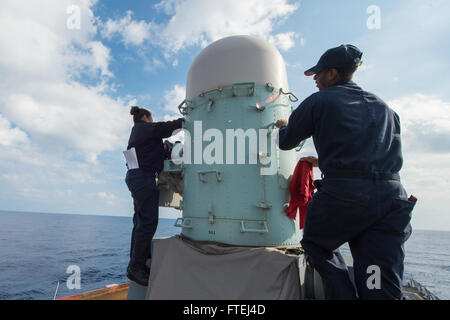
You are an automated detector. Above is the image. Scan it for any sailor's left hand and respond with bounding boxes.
[300,156,319,167]
[276,120,288,128]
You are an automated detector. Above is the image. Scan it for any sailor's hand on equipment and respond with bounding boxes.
[276,120,288,128]
[300,156,319,168]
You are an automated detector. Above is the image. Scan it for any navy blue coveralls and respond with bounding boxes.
[279,80,415,300]
[125,118,183,270]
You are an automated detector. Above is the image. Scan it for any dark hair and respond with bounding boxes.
[130,106,151,123]
[336,65,358,81]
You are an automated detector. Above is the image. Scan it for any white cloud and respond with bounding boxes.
[101,0,300,55]
[0,115,29,147]
[154,0,179,15]
[161,84,186,119]
[98,191,117,205]
[268,32,302,51]
[156,0,300,53]
[0,0,110,81]
[0,0,132,162]
[87,41,114,78]
[143,57,165,73]
[155,85,186,143]
[101,10,155,46]
[2,83,130,163]
[389,94,450,154]
[0,0,133,213]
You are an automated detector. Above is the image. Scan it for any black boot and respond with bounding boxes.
[127,265,150,286]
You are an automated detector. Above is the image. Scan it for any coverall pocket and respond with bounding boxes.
[378,198,415,241]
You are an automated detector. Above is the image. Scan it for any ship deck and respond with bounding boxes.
[58,281,438,300]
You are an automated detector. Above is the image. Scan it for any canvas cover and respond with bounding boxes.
[146,235,301,300]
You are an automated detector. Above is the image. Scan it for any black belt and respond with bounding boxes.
[322,171,400,181]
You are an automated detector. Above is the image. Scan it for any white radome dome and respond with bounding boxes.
[186,35,290,100]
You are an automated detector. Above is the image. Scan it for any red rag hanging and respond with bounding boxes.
[284,160,315,230]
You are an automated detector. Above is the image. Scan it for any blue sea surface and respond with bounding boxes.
[0,211,175,300]
[0,211,448,300]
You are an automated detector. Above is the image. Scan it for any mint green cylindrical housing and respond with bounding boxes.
[172,35,303,246]
[175,84,302,246]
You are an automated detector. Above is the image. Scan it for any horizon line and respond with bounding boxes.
[0,209,180,220]
[0,209,448,232]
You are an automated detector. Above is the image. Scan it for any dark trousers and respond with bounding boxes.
[301,178,414,300]
[125,169,160,269]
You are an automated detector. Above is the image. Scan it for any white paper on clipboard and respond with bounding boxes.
[123,147,139,169]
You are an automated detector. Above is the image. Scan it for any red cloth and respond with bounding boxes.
[284,160,315,230]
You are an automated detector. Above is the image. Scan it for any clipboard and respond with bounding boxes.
[123,147,139,170]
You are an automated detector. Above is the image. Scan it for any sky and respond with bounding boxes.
[0,0,449,231]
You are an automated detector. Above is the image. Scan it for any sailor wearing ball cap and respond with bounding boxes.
[276,45,415,300]
[304,44,363,75]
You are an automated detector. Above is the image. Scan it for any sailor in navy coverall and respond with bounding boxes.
[276,45,415,300]
[125,106,183,286]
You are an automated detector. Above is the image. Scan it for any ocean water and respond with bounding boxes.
[0,211,448,300]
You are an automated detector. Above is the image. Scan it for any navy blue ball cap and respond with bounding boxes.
[304,44,363,76]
